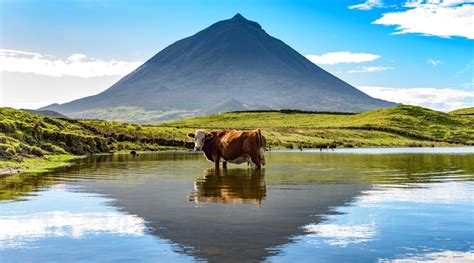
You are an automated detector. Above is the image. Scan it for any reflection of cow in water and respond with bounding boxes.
[187,129,266,169]
[188,168,266,206]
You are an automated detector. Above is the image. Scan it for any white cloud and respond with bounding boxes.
[427,58,443,66]
[457,59,474,75]
[0,71,122,109]
[358,86,474,111]
[0,49,142,78]
[405,0,473,8]
[373,1,474,39]
[306,52,380,65]
[349,0,384,10]
[68,53,87,61]
[348,66,394,73]
[303,223,376,246]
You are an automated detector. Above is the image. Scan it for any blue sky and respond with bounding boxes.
[1,0,473,111]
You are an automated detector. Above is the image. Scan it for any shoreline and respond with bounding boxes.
[1,145,473,178]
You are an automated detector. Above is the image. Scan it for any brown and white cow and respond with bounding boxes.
[187,129,266,169]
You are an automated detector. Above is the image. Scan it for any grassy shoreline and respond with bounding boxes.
[0,149,194,177]
[0,155,80,176]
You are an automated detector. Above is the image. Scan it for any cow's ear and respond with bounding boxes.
[187,133,195,138]
[206,133,213,139]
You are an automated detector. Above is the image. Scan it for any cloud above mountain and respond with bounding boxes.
[348,66,394,73]
[0,49,142,78]
[305,52,380,65]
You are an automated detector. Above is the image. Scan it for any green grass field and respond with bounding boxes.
[1,105,473,174]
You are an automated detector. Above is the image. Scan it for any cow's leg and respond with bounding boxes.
[223,161,227,169]
[213,155,220,170]
[249,153,261,170]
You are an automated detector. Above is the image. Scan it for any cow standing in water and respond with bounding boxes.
[187,129,266,169]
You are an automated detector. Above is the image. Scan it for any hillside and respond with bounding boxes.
[1,106,472,173]
[0,108,190,172]
[41,14,396,123]
[450,107,474,116]
[0,108,107,158]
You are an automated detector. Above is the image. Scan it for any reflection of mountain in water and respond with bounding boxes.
[81,168,368,262]
[188,169,266,206]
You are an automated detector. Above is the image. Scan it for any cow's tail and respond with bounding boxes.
[256,129,266,166]
[256,129,264,148]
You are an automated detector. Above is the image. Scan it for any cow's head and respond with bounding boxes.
[187,130,213,151]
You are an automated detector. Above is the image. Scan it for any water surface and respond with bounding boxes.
[1,148,473,262]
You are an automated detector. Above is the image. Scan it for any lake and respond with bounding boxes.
[1,148,473,262]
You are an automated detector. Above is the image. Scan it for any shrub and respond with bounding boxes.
[30,146,44,157]
[6,147,16,157]
[0,122,16,133]
[40,143,67,154]
[0,144,17,158]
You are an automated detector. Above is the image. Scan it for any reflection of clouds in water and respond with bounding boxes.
[303,223,376,247]
[0,211,145,248]
[0,185,146,249]
[380,250,474,262]
[300,182,473,249]
[1,183,200,262]
[358,182,473,206]
[49,183,70,192]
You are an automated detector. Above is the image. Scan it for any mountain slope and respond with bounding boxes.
[41,14,397,123]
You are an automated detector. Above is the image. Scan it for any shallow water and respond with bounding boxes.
[1,148,473,262]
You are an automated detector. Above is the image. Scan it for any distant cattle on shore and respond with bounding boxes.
[188,129,266,169]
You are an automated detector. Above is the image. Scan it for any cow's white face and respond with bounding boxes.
[187,130,207,151]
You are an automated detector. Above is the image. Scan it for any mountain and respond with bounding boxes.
[203,98,248,115]
[41,13,397,123]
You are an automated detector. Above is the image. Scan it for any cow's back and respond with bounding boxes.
[219,130,264,162]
